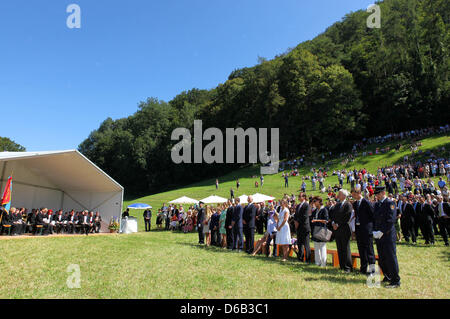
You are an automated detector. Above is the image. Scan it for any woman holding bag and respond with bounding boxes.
[311,196,330,267]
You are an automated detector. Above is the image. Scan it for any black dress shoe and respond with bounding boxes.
[385,282,400,289]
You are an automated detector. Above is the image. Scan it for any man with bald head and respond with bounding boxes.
[331,189,353,272]
[243,195,257,254]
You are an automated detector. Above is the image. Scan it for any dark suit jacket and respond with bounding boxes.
[294,202,311,234]
[232,205,243,228]
[353,198,374,236]
[402,203,416,224]
[197,208,205,226]
[143,210,152,219]
[243,203,257,228]
[331,201,352,235]
[225,206,233,228]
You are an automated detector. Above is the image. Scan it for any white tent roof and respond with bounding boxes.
[0,150,124,232]
[169,196,199,204]
[238,194,249,204]
[200,195,228,204]
[252,193,275,203]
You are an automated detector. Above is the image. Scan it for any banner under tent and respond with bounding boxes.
[0,150,124,233]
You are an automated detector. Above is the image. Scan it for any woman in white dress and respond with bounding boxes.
[275,200,292,261]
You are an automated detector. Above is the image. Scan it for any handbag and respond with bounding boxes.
[312,225,332,242]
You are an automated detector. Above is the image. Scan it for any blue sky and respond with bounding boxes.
[0,0,371,151]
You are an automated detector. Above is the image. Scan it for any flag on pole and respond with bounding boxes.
[1,176,12,212]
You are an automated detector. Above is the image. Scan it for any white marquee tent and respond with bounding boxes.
[0,150,124,232]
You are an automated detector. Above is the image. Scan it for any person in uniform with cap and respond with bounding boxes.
[373,186,401,288]
[197,201,205,244]
[351,185,376,274]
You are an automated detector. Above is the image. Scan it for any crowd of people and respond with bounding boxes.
[147,149,450,289]
[0,207,103,236]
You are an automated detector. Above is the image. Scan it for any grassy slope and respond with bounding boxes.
[0,134,449,299]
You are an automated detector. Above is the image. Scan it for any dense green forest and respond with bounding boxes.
[79,0,449,194]
[0,137,26,152]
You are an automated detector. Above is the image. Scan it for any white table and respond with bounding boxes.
[120,217,138,234]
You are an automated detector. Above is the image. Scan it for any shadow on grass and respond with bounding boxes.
[176,241,365,285]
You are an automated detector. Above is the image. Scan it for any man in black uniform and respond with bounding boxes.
[225,200,234,250]
[373,186,401,288]
[143,208,152,232]
[351,185,376,274]
[242,195,257,254]
[294,193,311,263]
[196,202,205,244]
[331,190,353,272]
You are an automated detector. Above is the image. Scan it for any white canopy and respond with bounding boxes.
[0,150,123,232]
[252,193,275,203]
[238,194,249,204]
[169,196,199,204]
[200,195,228,204]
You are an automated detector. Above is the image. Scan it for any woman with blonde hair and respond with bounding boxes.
[204,205,213,246]
[275,200,292,261]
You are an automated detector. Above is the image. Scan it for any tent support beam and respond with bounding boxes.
[0,179,61,192]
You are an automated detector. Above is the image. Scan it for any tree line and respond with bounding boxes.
[79,0,449,195]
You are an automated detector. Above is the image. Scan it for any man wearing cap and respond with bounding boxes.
[373,186,401,288]
[197,202,206,244]
[351,185,376,274]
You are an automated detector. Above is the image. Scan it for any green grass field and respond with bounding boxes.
[0,134,449,299]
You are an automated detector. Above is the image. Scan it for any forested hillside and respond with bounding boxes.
[79,0,449,194]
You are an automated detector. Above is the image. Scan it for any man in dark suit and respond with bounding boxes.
[232,198,244,251]
[225,200,234,250]
[331,190,353,272]
[255,203,265,235]
[94,212,102,233]
[400,196,416,244]
[242,195,257,254]
[143,208,152,232]
[373,186,400,288]
[294,193,311,262]
[422,195,435,245]
[351,186,375,274]
[67,210,76,234]
[54,210,66,234]
[35,208,45,235]
[436,195,449,246]
[197,202,205,244]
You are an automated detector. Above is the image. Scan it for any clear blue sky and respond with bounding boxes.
[0,0,371,151]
